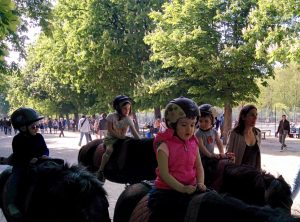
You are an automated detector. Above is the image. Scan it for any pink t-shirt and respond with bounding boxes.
[154,128,199,189]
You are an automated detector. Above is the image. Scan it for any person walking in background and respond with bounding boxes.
[153,117,161,134]
[53,119,58,134]
[99,113,108,139]
[48,118,53,134]
[226,105,262,171]
[219,113,224,139]
[276,115,290,151]
[58,117,65,137]
[78,115,92,146]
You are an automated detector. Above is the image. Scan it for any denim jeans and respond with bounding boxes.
[79,132,91,146]
[279,130,288,148]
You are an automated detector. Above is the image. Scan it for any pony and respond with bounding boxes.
[114,162,293,222]
[78,138,157,184]
[115,189,298,222]
[202,158,293,211]
[0,159,111,222]
[184,191,299,222]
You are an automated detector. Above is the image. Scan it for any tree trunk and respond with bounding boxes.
[66,113,70,130]
[154,107,161,119]
[222,103,232,145]
[74,113,79,131]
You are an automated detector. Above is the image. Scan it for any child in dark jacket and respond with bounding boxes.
[8,107,49,219]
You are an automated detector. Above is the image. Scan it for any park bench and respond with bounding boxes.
[261,130,271,140]
[290,133,300,138]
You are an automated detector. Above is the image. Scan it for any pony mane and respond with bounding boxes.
[25,160,110,222]
[263,173,293,212]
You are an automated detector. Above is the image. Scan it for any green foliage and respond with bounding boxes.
[0,0,19,65]
[245,0,300,64]
[257,63,300,111]
[6,0,166,115]
[145,0,274,108]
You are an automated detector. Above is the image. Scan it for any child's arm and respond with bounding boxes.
[157,143,196,194]
[128,119,141,139]
[195,151,206,191]
[215,133,226,157]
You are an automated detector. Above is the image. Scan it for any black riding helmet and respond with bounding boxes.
[199,104,217,124]
[164,97,200,129]
[11,107,44,129]
[112,95,133,115]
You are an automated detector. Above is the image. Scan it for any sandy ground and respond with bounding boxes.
[0,130,299,221]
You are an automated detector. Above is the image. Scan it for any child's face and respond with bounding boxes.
[176,117,197,141]
[121,103,131,116]
[199,116,212,130]
[28,122,39,136]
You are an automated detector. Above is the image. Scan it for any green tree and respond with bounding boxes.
[0,0,19,68]
[245,0,300,64]
[7,0,166,116]
[257,63,300,119]
[145,0,274,142]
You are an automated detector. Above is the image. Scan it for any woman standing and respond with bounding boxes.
[226,105,262,171]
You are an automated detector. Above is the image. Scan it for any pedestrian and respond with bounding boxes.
[153,117,161,134]
[8,108,49,219]
[276,114,290,151]
[96,95,141,184]
[195,104,225,160]
[53,119,58,134]
[220,113,224,139]
[148,97,206,222]
[48,117,53,134]
[98,113,108,139]
[78,115,92,146]
[226,105,262,171]
[58,117,65,137]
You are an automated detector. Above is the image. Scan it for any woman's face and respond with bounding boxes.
[243,108,257,127]
[176,117,197,141]
[121,103,131,116]
[28,121,39,135]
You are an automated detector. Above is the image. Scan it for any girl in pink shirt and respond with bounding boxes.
[148,97,206,222]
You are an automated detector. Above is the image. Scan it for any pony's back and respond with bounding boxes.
[185,192,299,222]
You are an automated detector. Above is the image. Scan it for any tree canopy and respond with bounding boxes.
[1,0,300,125]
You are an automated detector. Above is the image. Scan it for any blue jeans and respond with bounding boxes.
[78,132,91,146]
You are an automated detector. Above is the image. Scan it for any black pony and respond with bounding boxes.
[115,188,298,222]
[202,158,293,212]
[0,159,110,222]
[114,163,293,222]
[185,191,299,222]
[78,138,157,184]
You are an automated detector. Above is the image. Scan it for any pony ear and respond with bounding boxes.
[278,175,284,181]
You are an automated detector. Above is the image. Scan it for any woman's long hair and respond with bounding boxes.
[234,105,257,135]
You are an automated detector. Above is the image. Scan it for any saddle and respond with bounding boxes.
[103,138,157,184]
